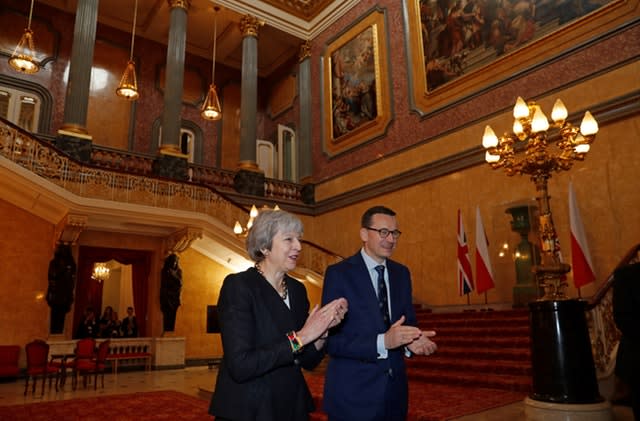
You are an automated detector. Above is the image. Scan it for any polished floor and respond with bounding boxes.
[0,367,634,420]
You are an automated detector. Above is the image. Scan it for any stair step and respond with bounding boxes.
[407,356,532,376]
[424,326,530,337]
[433,345,530,362]
[435,335,530,348]
[419,317,530,328]
[408,368,532,393]
[416,309,529,320]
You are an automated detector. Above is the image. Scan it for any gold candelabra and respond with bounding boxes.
[482,97,598,300]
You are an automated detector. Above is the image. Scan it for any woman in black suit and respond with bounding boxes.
[209,209,348,421]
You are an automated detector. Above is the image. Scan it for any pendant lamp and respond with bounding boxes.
[116,0,140,100]
[9,0,40,74]
[201,6,222,120]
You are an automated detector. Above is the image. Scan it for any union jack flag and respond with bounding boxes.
[457,209,474,296]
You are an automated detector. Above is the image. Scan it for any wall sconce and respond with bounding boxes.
[233,204,280,237]
[92,263,110,283]
[201,6,222,120]
[8,0,40,74]
[116,0,139,100]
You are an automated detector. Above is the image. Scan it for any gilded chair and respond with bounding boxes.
[74,339,110,390]
[24,340,59,395]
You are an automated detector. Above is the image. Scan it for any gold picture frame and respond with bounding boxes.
[404,0,632,116]
[322,8,392,157]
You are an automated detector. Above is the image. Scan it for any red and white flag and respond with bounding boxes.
[475,207,495,294]
[569,182,596,288]
[457,209,474,295]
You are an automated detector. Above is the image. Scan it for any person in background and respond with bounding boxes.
[121,306,139,338]
[321,205,437,421]
[98,305,121,338]
[209,209,348,421]
[75,306,97,339]
[613,261,640,420]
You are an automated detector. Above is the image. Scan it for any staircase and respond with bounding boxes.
[308,309,532,420]
[408,308,532,393]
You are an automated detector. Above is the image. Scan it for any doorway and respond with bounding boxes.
[72,247,151,338]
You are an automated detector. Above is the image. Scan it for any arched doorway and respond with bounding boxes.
[73,247,151,338]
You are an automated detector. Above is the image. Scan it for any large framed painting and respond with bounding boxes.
[322,7,393,157]
[403,0,631,115]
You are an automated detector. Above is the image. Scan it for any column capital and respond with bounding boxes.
[167,0,190,11]
[239,15,264,38]
[298,40,311,62]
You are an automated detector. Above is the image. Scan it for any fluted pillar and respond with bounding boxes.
[160,0,190,155]
[57,0,99,162]
[233,15,264,196]
[154,0,189,180]
[298,41,314,203]
[237,15,263,171]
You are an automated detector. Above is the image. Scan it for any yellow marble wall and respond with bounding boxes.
[0,199,55,348]
[176,248,227,359]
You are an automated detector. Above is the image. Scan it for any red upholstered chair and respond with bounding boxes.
[24,340,59,395]
[74,339,110,390]
[71,338,96,390]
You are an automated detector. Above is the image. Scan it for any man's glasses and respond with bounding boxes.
[365,227,402,239]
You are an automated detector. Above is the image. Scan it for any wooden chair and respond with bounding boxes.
[24,340,59,395]
[74,339,110,390]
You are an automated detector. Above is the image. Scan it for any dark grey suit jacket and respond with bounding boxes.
[209,267,324,421]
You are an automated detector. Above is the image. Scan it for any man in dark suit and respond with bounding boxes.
[321,206,437,421]
[613,261,640,420]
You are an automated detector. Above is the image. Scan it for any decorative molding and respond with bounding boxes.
[55,214,88,246]
[164,227,204,254]
[239,15,264,38]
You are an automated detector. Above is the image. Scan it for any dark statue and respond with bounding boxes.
[46,244,77,334]
[160,253,182,332]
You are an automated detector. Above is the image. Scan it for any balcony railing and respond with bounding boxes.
[0,119,340,278]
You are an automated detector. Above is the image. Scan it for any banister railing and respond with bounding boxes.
[1,119,339,279]
[585,243,640,378]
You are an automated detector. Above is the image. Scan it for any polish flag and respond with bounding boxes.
[569,182,596,288]
[457,209,474,295]
[475,207,495,294]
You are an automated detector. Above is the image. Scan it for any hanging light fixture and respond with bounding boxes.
[9,0,40,74]
[92,263,110,283]
[116,0,140,100]
[201,6,222,120]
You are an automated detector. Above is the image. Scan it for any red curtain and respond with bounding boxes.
[73,247,151,338]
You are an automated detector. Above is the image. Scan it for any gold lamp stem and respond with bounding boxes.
[532,173,571,300]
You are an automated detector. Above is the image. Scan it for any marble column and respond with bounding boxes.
[234,15,264,196]
[57,0,99,162]
[154,0,190,180]
[298,41,315,204]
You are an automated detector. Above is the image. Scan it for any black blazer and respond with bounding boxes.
[209,267,324,421]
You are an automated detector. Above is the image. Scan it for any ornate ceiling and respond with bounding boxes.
[36,0,359,77]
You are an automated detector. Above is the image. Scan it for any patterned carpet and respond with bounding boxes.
[0,390,212,420]
[306,373,525,421]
